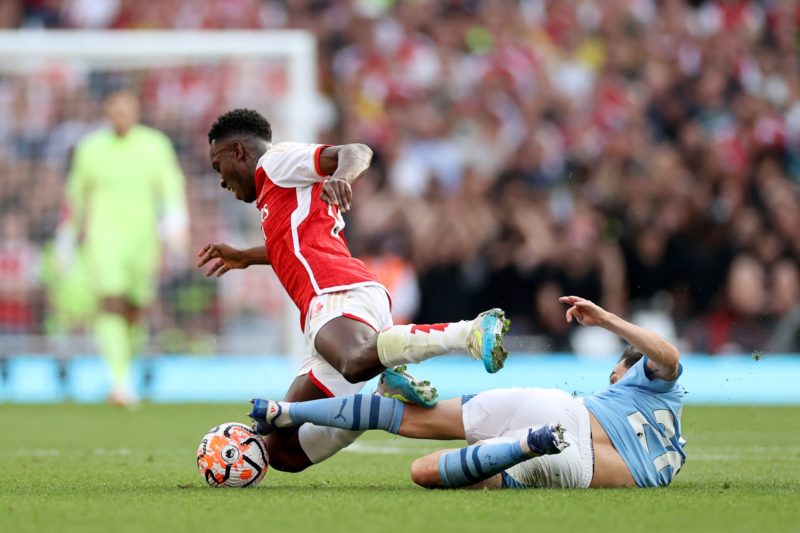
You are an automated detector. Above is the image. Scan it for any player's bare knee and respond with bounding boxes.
[270,459,311,473]
[265,447,312,473]
[334,359,358,383]
[410,459,426,486]
[337,353,373,384]
[410,457,441,489]
[262,433,313,473]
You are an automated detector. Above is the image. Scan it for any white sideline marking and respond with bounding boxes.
[8,445,798,461]
[9,448,133,457]
[343,441,438,455]
[26,449,61,457]
[93,448,131,456]
[691,454,749,461]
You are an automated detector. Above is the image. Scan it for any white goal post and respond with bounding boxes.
[0,30,318,358]
[0,31,317,142]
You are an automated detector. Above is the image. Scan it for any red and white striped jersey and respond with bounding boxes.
[254,142,383,329]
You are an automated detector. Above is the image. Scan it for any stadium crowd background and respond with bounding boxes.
[1,0,800,356]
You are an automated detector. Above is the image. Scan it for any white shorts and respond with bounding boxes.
[296,284,392,397]
[461,387,594,489]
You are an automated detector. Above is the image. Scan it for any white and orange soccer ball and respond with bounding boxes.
[196,422,269,488]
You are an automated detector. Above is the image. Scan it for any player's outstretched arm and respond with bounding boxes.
[559,296,680,380]
[318,143,373,212]
[197,243,269,277]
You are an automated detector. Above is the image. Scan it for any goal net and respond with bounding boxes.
[0,30,316,357]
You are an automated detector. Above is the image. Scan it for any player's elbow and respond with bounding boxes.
[665,344,680,365]
[349,143,373,163]
[261,436,313,473]
[337,359,373,384]
[660,346,680,379]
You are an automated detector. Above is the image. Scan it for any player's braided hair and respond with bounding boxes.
[208,108,272,144]
[619,345,645,368]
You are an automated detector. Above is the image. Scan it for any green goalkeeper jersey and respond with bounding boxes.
[67,124,187,258]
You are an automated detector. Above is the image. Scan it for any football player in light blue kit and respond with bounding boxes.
[583,336,685,487]
[250,295,686,489]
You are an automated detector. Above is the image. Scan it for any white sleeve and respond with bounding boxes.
[257,142,331,188]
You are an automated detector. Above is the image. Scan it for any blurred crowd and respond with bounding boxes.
[2,0,800,355]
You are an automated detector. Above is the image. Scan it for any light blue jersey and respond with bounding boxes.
[583,357,686,487]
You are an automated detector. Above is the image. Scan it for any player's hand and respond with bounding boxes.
[196,243,248,277]
[559,296,610,327]
[320,178,352,212]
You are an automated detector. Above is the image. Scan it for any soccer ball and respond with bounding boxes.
[196,422,269,488]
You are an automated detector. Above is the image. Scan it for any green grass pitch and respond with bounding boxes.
[1,404,798,533]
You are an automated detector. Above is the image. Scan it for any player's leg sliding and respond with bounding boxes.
[249,394,406,435]
[376,309,510,374]
[291,367,436,467]
[251,393,570,488]
[255,366,436,469]
[436,424,569,489]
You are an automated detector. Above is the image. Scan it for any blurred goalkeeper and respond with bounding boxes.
[56,90,189,406]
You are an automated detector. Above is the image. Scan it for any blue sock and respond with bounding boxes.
[438,440,529,488]
[288,394,405,433]
[501,471,532,489]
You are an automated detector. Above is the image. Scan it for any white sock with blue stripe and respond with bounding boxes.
[287,394,406,433]
[438,439,533,488]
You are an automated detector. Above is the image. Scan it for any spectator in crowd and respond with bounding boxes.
[0,211,41,334]
[0,0,798,355]
[685,254,771,354]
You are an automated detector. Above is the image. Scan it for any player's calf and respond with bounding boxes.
[316,310,511,386]
[376,309,511,373]
[260,427,313,473]
[410,453,446,488]
[249,394,406,434]
[410,454,504,489]
[419,424,569,489]
[259,422,365,473]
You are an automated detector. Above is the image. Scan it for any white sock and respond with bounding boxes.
[376,321,473,367]
[275,401,293,427]
[519,434,533,456]
[297,423,364,464]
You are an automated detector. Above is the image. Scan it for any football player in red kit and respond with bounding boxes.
[197,109,508,473]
